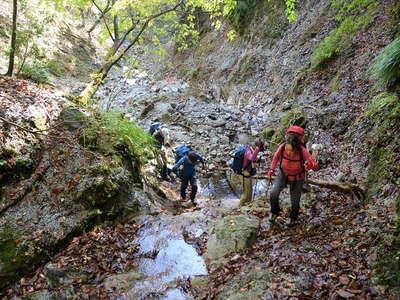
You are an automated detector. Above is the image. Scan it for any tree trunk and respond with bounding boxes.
[112,0,119,49]
[6,0,18,77]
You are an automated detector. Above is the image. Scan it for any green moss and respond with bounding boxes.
[375,217,400,287]
[269,109,308,152]
[331,71,342,92]
[367,93,400,119]
[311,0,378,69]
[140,102,155,118]
[290,65,309,95]
[263,128,275,142]
[33,116,46,131]
[161,112,171,122]
[364,93,400,196]
[78,178,119,209]
[366,148,391,195]
[388,1,400,37]
[0,225,48,289]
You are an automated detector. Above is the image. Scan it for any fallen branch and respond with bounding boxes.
[254,175,366,201]
[199,167,366,201]
[0,116,65,136]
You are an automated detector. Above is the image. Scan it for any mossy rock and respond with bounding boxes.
[205,214,260,260]
[161,112,172,122]
[59,107,86,130]
[77,177,120,209]
[0,226,48,289]
[33,116,47,131]
[140,102,155,118]
[43,263,90,289]
[216,265,271,300]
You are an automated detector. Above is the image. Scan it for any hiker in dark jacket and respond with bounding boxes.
[172,151,205,206]
[240,139,265,206]
[267,126,319,227]
[149,123,170,180]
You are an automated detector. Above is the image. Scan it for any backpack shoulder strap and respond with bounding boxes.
[278,143,285,168]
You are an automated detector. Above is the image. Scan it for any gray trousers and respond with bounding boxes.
[269,169,303,221]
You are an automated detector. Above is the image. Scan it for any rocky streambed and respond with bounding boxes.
[1,46,392,299]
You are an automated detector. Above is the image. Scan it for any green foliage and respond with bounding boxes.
[227,1,254,34]
[81,110,155,165]
[45,60,65,76]
[367,93,400,119]
[365,93,400,196]
[375,213,400,287]
[311,0,378,69]
[369,38,400,89]
[20,63,51,83]
[284,0,297,22]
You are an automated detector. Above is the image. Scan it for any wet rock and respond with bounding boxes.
[43,263,90,289]
[103,271,144,290]
[205,214,260,260]
[210,119,227,128]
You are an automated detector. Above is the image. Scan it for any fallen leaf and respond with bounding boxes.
[336,289,355,298]
[339,275,349,285]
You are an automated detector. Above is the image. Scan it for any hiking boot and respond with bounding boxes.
[287,219,297,227]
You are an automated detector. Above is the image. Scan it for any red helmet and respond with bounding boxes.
[286,126,304,137]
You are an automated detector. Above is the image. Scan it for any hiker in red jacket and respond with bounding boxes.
[267,126,319,227]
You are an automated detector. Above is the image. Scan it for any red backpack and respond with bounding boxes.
[278,126,306,176]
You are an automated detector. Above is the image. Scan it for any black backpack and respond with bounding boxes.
[231,146,256,176]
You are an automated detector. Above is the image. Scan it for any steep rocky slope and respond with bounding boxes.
[167,0,400,297]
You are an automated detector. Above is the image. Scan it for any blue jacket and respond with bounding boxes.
[173,153,204,178]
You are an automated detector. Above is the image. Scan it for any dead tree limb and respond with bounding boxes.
[199,167,366,202]
[253,175,366,201]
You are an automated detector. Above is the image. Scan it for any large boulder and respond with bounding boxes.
[216,265,272,300]
[205,214,260,260]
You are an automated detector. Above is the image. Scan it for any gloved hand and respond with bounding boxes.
[171,167,178,174]
[267,169,275,179]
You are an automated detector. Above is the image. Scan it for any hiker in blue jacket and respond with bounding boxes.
[172,151,205,206]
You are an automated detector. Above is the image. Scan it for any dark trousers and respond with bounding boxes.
[269,170,303,221]
[181,176,198,201]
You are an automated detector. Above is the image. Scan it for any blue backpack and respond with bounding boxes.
[174,145,190,163]
[231,146,247,174]
[149,122,161,135]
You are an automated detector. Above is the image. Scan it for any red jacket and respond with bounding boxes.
[270,144,319,181]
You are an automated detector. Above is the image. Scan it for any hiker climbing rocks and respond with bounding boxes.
[172,150,205,206]
[267,126,319,227]
[149,122,170,180]
[232,139,265,206]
